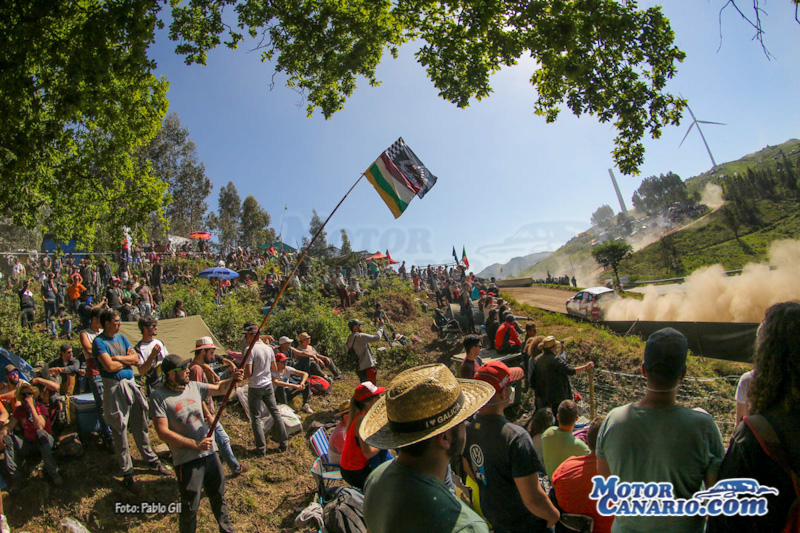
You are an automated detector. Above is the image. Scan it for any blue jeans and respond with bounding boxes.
[89,375,113,440]
[44,300,58,336]
[213,423,240,471]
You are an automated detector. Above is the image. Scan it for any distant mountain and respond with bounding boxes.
[478,251,553,279]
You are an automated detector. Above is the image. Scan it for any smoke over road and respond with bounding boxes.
[605,239,800,323]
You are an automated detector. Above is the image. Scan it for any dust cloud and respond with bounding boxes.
[700,183,725,210]
[605,239,800,323]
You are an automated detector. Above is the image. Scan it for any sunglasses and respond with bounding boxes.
[6,370,18,377]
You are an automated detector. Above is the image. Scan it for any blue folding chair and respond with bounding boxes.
[309,427,342,505]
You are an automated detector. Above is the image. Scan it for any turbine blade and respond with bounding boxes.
[679,123,695,147]
[697,120,726,125]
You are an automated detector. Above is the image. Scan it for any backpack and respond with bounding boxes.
[308,375,330,395]
[323,486,368,533]
[743,414,800,533]
[55,433,84,459]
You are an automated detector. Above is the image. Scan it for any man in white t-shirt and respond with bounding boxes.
[134,316,168,395]
[241,322,288,453]
[271,352,312,413]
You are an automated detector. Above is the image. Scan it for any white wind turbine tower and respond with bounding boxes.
[679,100,726,168]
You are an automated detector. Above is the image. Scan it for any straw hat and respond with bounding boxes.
[360,364,494,450]
[298,332,311,341]
[15,381,40,402]
[538,336,560,352]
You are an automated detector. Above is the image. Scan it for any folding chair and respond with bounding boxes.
[309,427,342,505]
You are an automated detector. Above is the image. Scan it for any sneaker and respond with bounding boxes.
[150,462,172,476]
[301,403,314,414]
[231,464,249,477]
[122,475,140,494]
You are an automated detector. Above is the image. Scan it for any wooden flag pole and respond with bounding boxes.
[589,365,596,420]
[207,174,366,437]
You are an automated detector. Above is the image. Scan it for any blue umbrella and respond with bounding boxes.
[198,267,240,280]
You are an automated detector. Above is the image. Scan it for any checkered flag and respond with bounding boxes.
[383,137,438,199]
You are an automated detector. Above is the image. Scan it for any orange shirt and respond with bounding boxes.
[552,453,615,533]
[68,282,86,300]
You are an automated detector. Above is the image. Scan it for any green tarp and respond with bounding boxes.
[118,315,226,359]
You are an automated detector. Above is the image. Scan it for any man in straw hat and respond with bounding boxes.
[2,381,63,490]
[361,364,495,533]
[463,361,560,532]
[530,336,593,414]
[150,354,244,533]
[189,337,248,477]
[596,328,724,533]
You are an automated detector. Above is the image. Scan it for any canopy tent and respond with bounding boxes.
[259,241,296,253]
[365,251,387,262]
[118,315,227,358]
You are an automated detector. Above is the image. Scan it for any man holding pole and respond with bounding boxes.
[150,353,243,533]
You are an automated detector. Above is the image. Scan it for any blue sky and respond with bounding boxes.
[148,2,800,273]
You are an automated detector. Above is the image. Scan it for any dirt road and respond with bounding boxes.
[503,286,573,314]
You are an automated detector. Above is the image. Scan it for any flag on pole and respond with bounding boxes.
[364,137,438,218]
[386,250,394,263]
[462,246,470,269]
[452,246,459,265]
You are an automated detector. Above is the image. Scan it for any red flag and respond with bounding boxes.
[462,246,470,268]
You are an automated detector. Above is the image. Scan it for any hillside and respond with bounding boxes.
[519,138,800,284]
[477,251,552,279]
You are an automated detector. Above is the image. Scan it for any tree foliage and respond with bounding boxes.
[631,172,689,214]
[591,240,633,284]
[0,0,169,246]
[167,0,687,174]
[340,229,353,256]
[303,210,330,258]
[143,113,212,238]
[240,195,275,248]
[591,205,616,228]
[213,182,242,250]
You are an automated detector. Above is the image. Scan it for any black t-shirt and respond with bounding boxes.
[464,414,548,532]
[531,352,575,409]
[106,287,122,309]
[707,406,800,533]
[19,289,35,310]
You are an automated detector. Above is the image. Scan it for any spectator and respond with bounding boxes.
[373,303,397,342]
[526,407,555,461]
[272,352,312,413]
[67,274,86,313]
[55,304,72,339]
[189,337,247,477]
[119,297,139,322]
[18,280,35,331]
[734,367,755,427]
[494,314,522,354]
[2,382,62,491]
[541,400,590,479]
[485,309,499,347]
[522,323,545,390]
[345,319,383,385]
[340,382,390,490]
[150,354,243,533]
[333,267,350,309]
[531,337,593,414]
[48,343,80,396]
[134,316,168,396]
[552,416,613,533]
[460,334,484,379]
[294,332,340,380]
[596,327,725,532]
[362,364,494,533]
[106,276,123,311]
[93,308,170,492]
[464,361,560,533]
[137,282,153,317]
[41,273,58,337]
[173,299,186,318]
[328,400,350,466]
[459,282,475,333]
[708,302,800,532]
[242,322,288,454]
[79,306,113,449]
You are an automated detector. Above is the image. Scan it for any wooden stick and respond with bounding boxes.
[206,174,365,437]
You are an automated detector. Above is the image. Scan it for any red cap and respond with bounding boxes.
[354,381,385,402]
[473,361,524,393]
[275,352,287,362]
[479,290,486,295]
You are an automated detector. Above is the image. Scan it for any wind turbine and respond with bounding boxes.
[679,99,726,168]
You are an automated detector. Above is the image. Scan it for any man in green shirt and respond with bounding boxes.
[541,399,590,479]
[361,364,495,533]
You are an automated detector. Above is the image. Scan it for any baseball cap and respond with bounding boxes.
[643,328,688,380]
[278,336,293,344]
[348,319,364,330]
[474,361,524,393]
[354,381,385,402]
[161,354,192,374]
[242,322,259,334]
[275,352,288,362]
